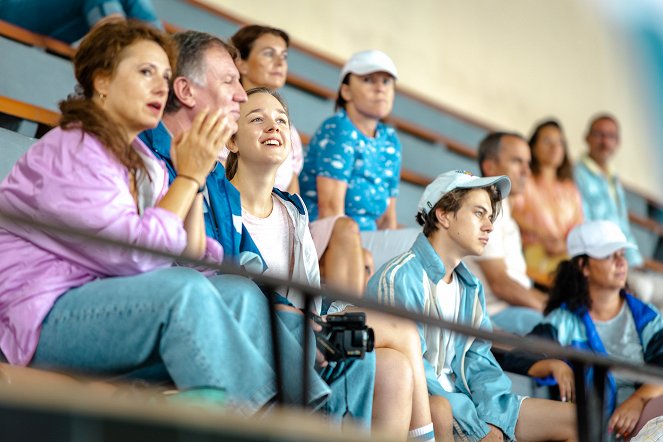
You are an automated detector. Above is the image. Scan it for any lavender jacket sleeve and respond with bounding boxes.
[0,128,187,276]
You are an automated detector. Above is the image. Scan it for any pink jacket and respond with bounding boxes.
[0,127,223,366]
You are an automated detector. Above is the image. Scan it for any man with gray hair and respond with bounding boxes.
[465,131,547,334]
[140,31,377,427]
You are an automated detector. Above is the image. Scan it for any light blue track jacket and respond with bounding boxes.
[366,234,522,440]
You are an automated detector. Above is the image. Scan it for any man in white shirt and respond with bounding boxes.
[465,132,548,334]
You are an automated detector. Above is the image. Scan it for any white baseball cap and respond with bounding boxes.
[339,50,398,86]
[567,220,637,259]
[417,170,511,215]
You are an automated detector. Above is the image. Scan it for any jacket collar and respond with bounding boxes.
[410,233,477,288]
[143,121,173,160]
[581,153,616,180]
[272,188,306,215]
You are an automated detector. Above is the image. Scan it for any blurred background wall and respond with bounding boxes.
[205,0,660,199]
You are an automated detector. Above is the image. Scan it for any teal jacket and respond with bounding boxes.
[574,156,643,266]
[366,234,522,441]
[505,292,663,415]
[139,123,266,273]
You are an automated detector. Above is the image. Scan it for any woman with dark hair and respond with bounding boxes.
[216,24,303,195]
[504,221,663,439]
[0,21,307,413]
[227,27,375,298]
[512,119,584,288]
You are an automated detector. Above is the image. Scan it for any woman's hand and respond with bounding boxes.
[528,359,575,403]
[550,360,575,403]
[609,395,645,439]
[171,109,233,185]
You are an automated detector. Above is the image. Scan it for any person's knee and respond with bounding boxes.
[154,267,212,300]
[159,269,227,317]
[330,217,361,248]
[516,398,576,441]
[399,319,420,346]
[378,314,421,354]
[375,348,413,396]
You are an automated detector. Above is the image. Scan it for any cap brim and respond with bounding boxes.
[339,66,398,86]
[586,241,637,259]
[349,66,398,79]
[456,175,511,200]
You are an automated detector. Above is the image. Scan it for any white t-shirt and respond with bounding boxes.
[433,272,461,392]
[465,199,532,315]
[594,302,644,405]
[242,196,294,296]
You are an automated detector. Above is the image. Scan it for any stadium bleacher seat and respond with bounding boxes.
[0,127,34,179]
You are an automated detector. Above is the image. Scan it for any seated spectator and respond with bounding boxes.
[213,24,304,194]
[512,119,584,289]
[503,220,663,440]
[575,113,663,306]
[367,170,577,441]
[140,31,265,272]
[225,87,452,440]
[465,132,547,335]
[300,49,401,232]
[300,49,402,294]
[0,21,328,413]
[0,0,162,44]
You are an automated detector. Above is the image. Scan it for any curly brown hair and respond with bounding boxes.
[59,20,176,175]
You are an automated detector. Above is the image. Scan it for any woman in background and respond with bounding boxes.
[512,119,583,289]
[226,24,303,194]
[229,25,372,297]
[299,49,403,295]
[504,221,663,439]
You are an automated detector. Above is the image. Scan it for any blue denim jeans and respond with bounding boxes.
[30,267,330,416]
[0,0,162,43]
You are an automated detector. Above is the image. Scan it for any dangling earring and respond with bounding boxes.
[99,92,107,104]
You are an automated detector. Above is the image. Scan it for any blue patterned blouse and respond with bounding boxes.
[300,109,402,231]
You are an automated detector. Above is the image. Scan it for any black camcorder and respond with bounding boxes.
[313,312,375,361]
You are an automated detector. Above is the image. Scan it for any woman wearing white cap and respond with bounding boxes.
[504,220,663,439]
[368,170,577,441]
[301,49,401,232]
[299,49,401,295]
